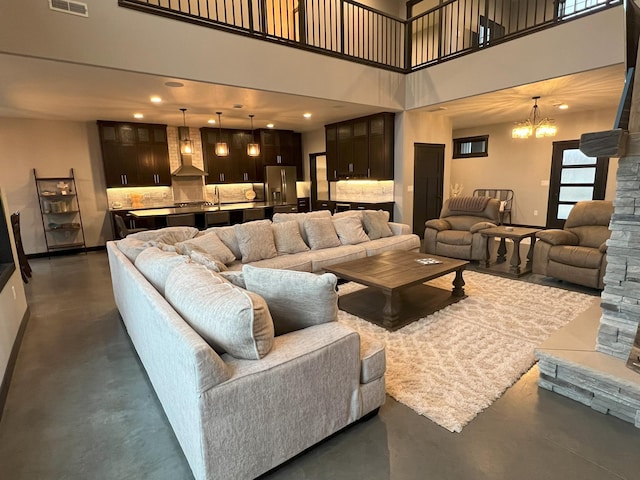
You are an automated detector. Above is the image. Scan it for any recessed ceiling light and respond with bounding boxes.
[133,113,144,119]
[266,123,275,128]
[303,113,312,118]
[207,119,216,124]
[164,81,184,88]
[558,104,569,110]
[150,96,162,103]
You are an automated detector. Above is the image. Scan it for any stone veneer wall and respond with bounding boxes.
[599,155,640,359]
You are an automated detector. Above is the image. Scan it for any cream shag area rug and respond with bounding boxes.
[336,270,594,433]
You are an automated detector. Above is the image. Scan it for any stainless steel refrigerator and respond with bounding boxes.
[264,166,297,205]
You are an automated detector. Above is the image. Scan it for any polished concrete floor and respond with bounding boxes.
[0,251,639,480]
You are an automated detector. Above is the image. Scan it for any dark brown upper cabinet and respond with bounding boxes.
[258,129,303,181]
[325,112,395,180]
[201,127,258,184]
[98,121,171,187]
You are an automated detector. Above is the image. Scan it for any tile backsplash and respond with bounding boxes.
[332,180,394,203]
[107,186,173,210]
[204,183,265,203]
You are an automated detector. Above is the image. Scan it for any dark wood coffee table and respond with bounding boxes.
[325,250,468,331]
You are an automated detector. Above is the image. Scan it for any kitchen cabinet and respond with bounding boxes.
[325,112,395,180]
[34,168,87,253]
[258,129,303,181]
[98,121,171,187]
[201,128,258,183]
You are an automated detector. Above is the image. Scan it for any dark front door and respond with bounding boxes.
[413,143,445,238]
[546,139,609,228]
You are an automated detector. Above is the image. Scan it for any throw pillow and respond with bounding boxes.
[174,232,236,265]
[188,249,228,272]
[134,247,190,296]
[234,220,278,263]
[332,216,370,245]
[272,210,332,244]
[362,210,393,240]
[243,265,338,336]
[304,217,341,250]
[165,263,274,360]
[271,221,310,254]
[202,226,241,259]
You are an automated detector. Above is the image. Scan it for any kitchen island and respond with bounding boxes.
[126,202,299,230]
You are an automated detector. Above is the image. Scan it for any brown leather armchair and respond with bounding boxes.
[532,200,613,289]
[422,196,501,260]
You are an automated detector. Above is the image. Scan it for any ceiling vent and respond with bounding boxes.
[49,0,89,17]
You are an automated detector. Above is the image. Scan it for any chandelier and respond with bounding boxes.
[512,96,557,139]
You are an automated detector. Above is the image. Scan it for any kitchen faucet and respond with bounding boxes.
[214,185,220,208]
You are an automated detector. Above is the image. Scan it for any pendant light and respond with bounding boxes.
[512,96,557,139]
[215,112,229,157]
[179,108,194,155]
[247,114,260,157]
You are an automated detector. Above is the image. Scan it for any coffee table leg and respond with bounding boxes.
[452,269,466,297]
[496,238,507,263]
[382,290,399,329]
[510,239,522,275]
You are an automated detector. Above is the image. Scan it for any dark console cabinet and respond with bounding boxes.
[325,112,395,180]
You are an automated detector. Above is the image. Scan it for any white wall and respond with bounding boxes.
[0,118,109,254]
[451,107,619,226]
[0,189,29,391]
[0,0,405,112]
[405,6,625,109]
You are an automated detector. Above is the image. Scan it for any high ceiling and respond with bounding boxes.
[0,53,626,132]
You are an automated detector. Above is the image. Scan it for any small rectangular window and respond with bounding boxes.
[453,135,489,158]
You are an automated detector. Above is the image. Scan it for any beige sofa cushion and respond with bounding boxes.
[271,221,310,254]
[549,245,603,269]
[362,210,393,240]
[174,232,236,265]
[234,220,278,263]
[203,225,242,259]
[272,210,332,243]
[165,263,274,360]
[134,247,191,295]
[128,226,199,244]
[332,216,370,245]
[304,217,341,250]
[243,265,338,336]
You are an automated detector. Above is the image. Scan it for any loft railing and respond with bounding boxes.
[119,0,621,73]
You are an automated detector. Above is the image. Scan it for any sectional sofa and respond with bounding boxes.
[107,210,420,479]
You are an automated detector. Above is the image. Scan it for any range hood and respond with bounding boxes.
[172,126,208,177]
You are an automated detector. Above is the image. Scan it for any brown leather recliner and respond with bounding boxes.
[422,196,501,260]
[532,200,613,289]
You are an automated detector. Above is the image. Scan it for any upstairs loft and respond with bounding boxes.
[119,0,623,73]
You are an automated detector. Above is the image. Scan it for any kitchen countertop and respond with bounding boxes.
[129,202,279,217]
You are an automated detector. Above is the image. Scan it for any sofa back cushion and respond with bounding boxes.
[128,226,199,244]
[440,197,500,224]
[165,263,274,360]
[134,247,191,296]
[234,220,278,263]
[243,265,338,336]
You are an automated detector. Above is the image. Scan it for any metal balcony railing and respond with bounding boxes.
[119,0,621,73]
